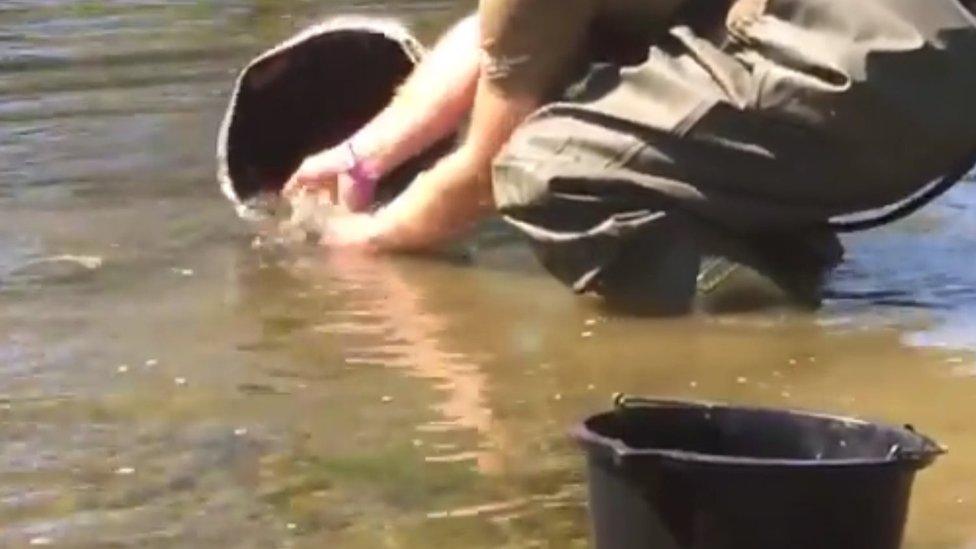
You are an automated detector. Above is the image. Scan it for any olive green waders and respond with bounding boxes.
[492,0,976,313]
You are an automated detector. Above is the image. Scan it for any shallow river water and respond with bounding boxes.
[1,1,975,547]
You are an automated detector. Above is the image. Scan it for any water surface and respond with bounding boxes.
[2,1,975,547]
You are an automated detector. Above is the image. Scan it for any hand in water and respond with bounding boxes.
[283,147,377,212]
[281,183,386,250]
[317,212,385,250]
[283,147,346,199]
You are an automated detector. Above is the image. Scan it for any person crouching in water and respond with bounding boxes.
[283,0,976,315]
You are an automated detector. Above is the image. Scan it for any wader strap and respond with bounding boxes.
[827,149,976,233]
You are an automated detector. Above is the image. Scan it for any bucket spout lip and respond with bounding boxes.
[571,395,946,470]
[886,424,948,466]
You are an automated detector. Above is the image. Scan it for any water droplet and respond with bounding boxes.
[286,522,297,531]
[553,393,563,401]
[689,381,698,389]
[581,331,594,338]
[584,319,598,327]
[736,377,748,384]
[116,365,129,374]
[587,384,596,391]
[116,467,135,476]
[788,359,798,366]
[781,391,792,398]
[29,538,52,546]
[381,396,394,403]
[174,377,188,387]
[234,428,248,436]
[145,359,158,367]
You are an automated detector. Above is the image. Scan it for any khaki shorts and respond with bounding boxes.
[492,0,976,312]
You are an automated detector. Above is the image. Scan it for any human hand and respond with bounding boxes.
[317,211,387,250]
[282,147,349,200]
[283,146,378,212]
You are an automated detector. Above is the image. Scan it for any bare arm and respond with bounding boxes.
[285,15,481,201]
[361,77,540,250]
[326,0,597,250]
[352,15,482,177]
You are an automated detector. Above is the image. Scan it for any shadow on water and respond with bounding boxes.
[1,0,976,547]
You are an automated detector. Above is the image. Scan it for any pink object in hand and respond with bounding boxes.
[342,141,379,211]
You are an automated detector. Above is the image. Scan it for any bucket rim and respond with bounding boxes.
[572,395,946,470]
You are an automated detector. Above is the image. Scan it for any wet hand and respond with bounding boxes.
[282,147,349,201]
[284,147,377,212]
[317,211,387,251]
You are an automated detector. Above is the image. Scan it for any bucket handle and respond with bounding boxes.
[613,393,718,413]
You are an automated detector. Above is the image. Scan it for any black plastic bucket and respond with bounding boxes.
[572,396,945,549]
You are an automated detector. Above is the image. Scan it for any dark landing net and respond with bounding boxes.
[220,22,453,211]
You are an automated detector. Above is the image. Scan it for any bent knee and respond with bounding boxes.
[492,111,644,214]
